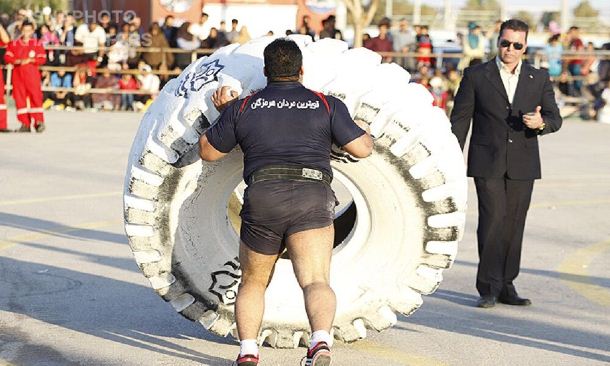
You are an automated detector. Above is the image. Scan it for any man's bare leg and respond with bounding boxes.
[285,224,336,335]
[235,241,279,350]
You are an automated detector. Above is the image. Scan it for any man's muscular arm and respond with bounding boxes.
[342,119,373,158]
[199,134,227,161]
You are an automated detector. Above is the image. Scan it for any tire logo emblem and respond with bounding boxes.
[209,257,241,305]
[175,59,224,98]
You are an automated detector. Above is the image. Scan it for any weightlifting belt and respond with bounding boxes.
[248,165,332,185]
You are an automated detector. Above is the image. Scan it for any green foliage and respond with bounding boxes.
[372,0,437,25]
[462,0,500,11]
[514,10,536,29]
[573,0,599,18]
[0,0,67,16]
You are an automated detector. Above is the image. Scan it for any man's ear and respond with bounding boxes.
[263,66,268,77]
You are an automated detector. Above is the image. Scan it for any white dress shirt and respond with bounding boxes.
[496,56,522,104]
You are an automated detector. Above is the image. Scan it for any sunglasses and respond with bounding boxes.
[499,39,524,50]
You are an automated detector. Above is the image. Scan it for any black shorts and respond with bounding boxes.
[240,180,336,255]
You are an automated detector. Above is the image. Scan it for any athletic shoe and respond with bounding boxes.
[235,354,258,366]
[15,125,31,133]
[302,342,331,366]
[0,128,11,133]
[35,123,46,133]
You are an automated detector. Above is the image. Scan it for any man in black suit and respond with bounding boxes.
[451,19,562,308]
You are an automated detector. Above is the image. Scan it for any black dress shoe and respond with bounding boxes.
[0,128,11,133]
[476,296,497,308]
[15,125,31,133]
[498,295,532,306]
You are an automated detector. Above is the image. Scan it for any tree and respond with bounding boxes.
[342,0,381,48]
[462,0,500,11]
[514,11,536,29]
[0,0,68,17]
[372,0,437,25]
[573,0,599,18]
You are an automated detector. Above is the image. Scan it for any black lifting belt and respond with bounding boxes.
[248,165,332,185]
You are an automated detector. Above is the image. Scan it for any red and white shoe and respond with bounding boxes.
[303,341,331,366]
[235,354,259,366]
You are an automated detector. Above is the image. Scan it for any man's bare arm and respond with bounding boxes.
[342,119,373,158]
[199,134,227,161]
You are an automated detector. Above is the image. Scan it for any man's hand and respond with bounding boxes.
[523,106,544,130]
[212,86,239,112]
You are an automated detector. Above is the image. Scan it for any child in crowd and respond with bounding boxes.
[134,64,160,112]
[93,70,119,111]
[118,73,138,111]
[46,70,74,110]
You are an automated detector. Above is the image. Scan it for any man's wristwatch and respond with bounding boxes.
[537,122,546,133]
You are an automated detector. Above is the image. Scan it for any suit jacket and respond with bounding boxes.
[450,60,562,179]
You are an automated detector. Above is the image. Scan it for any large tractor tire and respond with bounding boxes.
[123,35,467,348]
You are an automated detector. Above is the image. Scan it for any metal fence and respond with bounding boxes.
[1,45,609,105]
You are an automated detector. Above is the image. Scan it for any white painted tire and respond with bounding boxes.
[123,35,467,349]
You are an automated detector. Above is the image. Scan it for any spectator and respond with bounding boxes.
[319,15,342,40]
[227,19,239,43]
[416,25,433,67]
[118,23,141,68]
[72,65,94,110]
[143,23,174,70]
[39,23,60,65]
[162,15,178,47]
[364,22,393,63]
[202,27,228,49]
[118,73,138,111]
[218,20,228,38]
[49,11,65,34]
[175,22,200,69]
[59,13,77,65]
[93,69,119,111]
[582,42,597,77]
[544,34,563,78]
[487,20,502,58]
[135,63,160,111]
[190,12,211,41]
[129,16,144,37]
[236,26,251,45]
[392,18,414,68]
[99,12,116,34]
[458,22,486,71]
[74,21,106,71]
[47,69,74,109]
[557,70,576,97]
[267,30,274,36]
[105,24,118,47]
[598,80,610,124]
[7,10,27,39]
[107,30,131,71]
[567,26,584,95]
[299,15,316,40]
[297,24,314,41]
[362,33,371,44]
[429,75,449,111]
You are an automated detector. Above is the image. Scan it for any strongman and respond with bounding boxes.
[199,39,373,366]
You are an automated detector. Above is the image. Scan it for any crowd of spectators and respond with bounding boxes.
[363,17,610,121]
[1,8,609,120]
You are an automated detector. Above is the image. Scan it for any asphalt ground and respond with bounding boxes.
[0,111,609,366]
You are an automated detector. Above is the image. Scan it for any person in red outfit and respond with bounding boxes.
[0,23,10,132]
[4,21,47,133]
[364,22,393,63]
